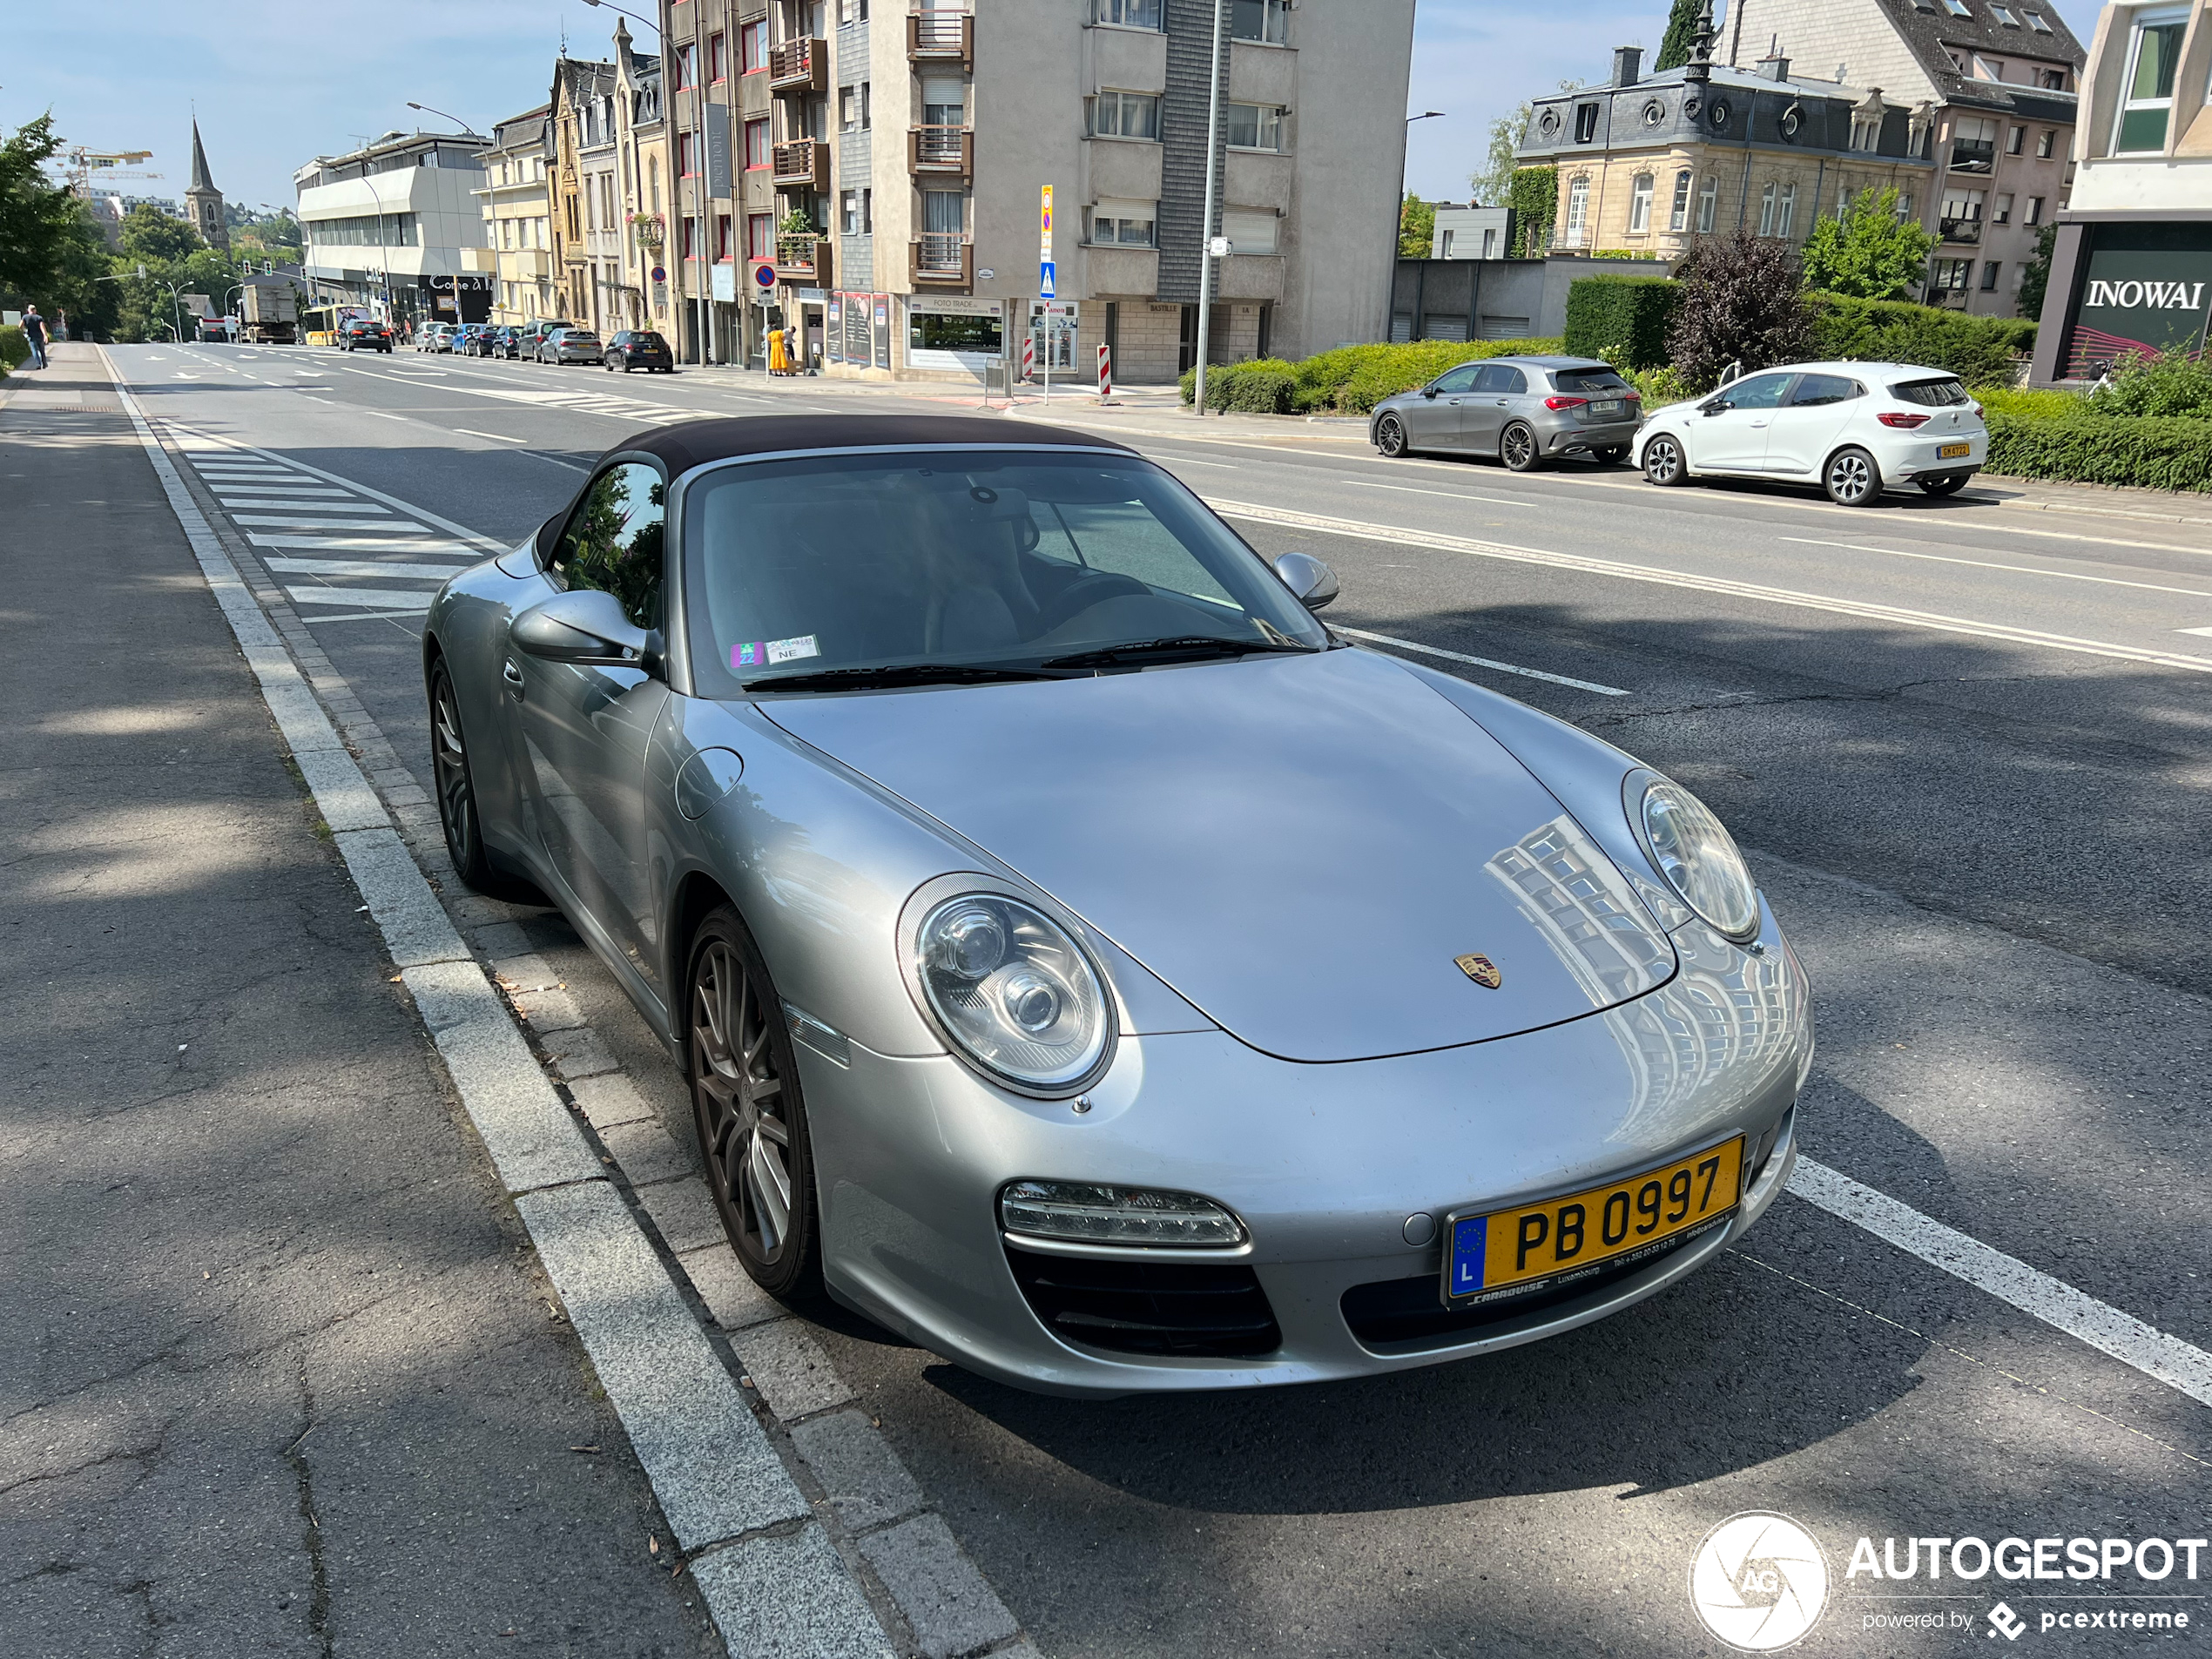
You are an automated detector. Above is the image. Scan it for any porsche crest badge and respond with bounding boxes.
[1454,953,1503,989]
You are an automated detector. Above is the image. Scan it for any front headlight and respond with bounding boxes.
[1635,778,1760,941]
[914,894,1111,1093]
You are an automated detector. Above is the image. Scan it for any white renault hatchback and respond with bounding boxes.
[1635,361,1987,507]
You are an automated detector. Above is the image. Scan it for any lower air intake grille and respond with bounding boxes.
[1342,1229,1697,1352]
[1005,1247,1282,1358]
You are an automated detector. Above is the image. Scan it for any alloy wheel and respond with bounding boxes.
[1376,415,1407,458]
[1501,422,1540,472]
[691,940,794,1268]
[1826,448,1878,507]
[430,668,476,870]
[1645,435,1683,486]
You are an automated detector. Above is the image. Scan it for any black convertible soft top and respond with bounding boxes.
[536,413,1134,562]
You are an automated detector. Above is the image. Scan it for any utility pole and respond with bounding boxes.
[1192,0,1227,416]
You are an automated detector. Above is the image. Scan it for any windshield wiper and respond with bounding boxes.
[1040,635,1317,671]
[744,663,1071,693]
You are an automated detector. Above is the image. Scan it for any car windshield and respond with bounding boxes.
[637,333,668,347]
[1891,376,1971,407]
[564,331,597,342]
[684,448,1330,695]
[1554,368,1632,395]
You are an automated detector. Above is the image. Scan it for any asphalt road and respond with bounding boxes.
[90,340,2212,1656]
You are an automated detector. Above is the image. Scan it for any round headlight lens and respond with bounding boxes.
[1638,779,1760,941]
[915,894,1110,1090]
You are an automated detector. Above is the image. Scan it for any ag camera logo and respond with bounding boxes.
[1690,1512,1831,1651]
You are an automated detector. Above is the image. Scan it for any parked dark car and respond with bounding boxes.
[518,320,574,361]
[1369,355,1643,470]
[488,325,527,359]
[340,317,395,354]
[604,329,675,373]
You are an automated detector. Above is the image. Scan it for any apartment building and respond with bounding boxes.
[550,57,625,331]
[477,107,556,326]
[660,0,1413,383]
[2030,0,2212,379]
[294,131,494,326]
[1517,44,1941,263]
[1723,0,2087,314]
[612,25,672,336]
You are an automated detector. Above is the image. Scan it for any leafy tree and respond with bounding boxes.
[1399,194,1437,260]
[46,205,122,339]
[1798,185,1936,300]
[1655,0,1704,71]
[119,205,203,266]
[1666,232,1817,391]
[0,113,83,301]
[2016,222,2058,321]
[1469,105,1529,206]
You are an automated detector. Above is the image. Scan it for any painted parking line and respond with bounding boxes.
[1336,626,1631,697]
[1210,499,2212,678]
[1788,1158,2212,1408]
[265,558,482,582]
[285,587,440,610]
[231,516,433,532]
[454,428,528,443]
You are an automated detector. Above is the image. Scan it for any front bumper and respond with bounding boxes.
[804,900,1812,1397]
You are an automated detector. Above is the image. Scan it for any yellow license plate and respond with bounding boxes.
[1938,442,1971,459]
[1442,1136,1743,1308]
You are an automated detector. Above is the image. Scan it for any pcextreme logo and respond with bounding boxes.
[1690,1512,1831,1651]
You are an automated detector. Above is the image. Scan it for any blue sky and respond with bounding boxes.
[7,0,2095,213]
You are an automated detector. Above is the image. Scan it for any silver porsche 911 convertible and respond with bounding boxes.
[423,414,1810,1397]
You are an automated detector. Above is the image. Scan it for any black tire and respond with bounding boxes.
[428,658,544,904]
[1593,445,1629,465]
[1500,421,1543,473]
[1374,413,1409,458]
[1643,433,1689,487]
[1824,445,1882,507]
[687,906,821,1299]
[1919,474,1969,496]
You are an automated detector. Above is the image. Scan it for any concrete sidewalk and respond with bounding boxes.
[0,342,718,1655]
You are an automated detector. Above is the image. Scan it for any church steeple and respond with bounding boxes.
[185,118,229,252]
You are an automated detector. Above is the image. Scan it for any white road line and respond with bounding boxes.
[2180,625,2212,637]
[108,350,894,1659]
[217,501,385,513]
[1209,499,2212,678]
[1781,536,2212,599]
[454,428,527,443]
[1338,478,1540,508]
[284,588,438,610]
[211,487,357,499]
[162,421,506,553]
[300,611,427,625]
[265,558,476,581]
[1337,626,1631,696]
[248,534,478,555]
[1788,1158,2212,1408]
[232,516,433,532]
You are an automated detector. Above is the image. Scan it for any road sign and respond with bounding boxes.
[1039,260,1055,298]
[1041,185,1054,250]
[651,265,666,283]
[752,263,777,290]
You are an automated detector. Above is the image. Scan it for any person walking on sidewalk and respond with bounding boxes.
[21,306,49,370]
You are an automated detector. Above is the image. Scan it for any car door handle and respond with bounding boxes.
[1494,399,1509,406]
[1750,420,1770,428]
[502,658,525,699]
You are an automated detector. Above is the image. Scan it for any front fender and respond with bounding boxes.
[424,545,552,866]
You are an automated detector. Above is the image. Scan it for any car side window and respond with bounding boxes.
[550,462,668,630]
[1788,374,1861,408]
[1473,363,1527,395]
[1432,365,1480,395]
[1714,374,1792,411]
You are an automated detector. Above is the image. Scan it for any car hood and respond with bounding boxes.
[760,647,1676,1062]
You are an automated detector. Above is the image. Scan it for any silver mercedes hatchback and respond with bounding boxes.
[1371,355,1644,471]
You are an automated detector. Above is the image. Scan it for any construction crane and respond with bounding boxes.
[63,146,163,198]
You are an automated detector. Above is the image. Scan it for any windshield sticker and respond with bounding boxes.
[732,641,765,670]
[766,635,820,664]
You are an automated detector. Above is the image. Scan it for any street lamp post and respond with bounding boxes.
[1191,0,1228,418]
[1393,112,1447,340]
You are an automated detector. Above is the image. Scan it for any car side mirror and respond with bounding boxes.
[512,589,655,668]
[1422,387,1440,399]
[1700,399,1729,415]
[1272,551,1339,611]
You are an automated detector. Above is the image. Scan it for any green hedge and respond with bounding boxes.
[1985,407,2212,493]
[1805,293,2034,388]
[1179,337,1565,415]
[1507,167,1557,260]
[1563,276,1681,370]
[0,326,27,372]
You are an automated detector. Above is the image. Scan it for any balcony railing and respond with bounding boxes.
[910,232,973,287]
[772,139,829,189]
[1939,215,1983,245]
[1948,138,1995,173]
[773,233,824,280]
[908,125,974,175]
[907,10,974,66]
[769,37,826,94]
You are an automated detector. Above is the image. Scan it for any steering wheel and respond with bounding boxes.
[1042,570,1150,631]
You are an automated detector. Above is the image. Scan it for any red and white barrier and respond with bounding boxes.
[1096,343,1113,401]
[1022,334,1036,381]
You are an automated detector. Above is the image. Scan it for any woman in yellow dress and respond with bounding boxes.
[767,325,793,376]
